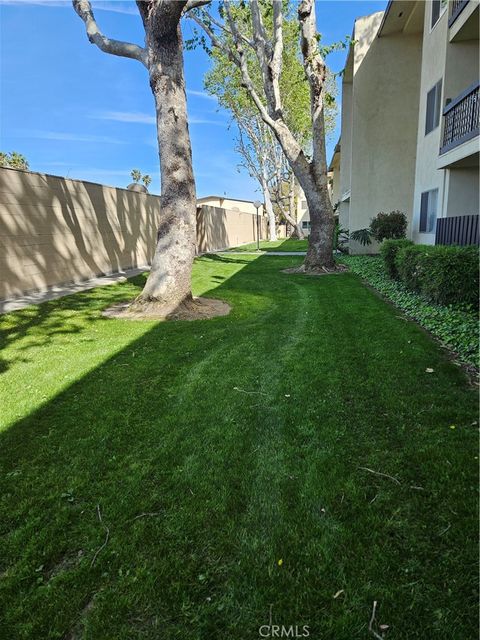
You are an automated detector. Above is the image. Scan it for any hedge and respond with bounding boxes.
[395,244,479,307]
[380,239,413,279]
[343,255,478,366]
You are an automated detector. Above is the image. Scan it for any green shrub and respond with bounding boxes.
[350,228,372,246]
[395,245,429,292]
[370,210,408,242]
[380,239,414,278]
[395,244,479,307]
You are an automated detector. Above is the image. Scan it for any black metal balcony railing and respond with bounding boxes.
[435,214,479,246]
[440,82,480,154]
[448,0,469,26]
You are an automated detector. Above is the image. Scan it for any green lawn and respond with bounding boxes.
[229,238,308,252]
[0,253,477,639]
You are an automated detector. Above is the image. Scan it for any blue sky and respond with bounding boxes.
[0,0,387,199]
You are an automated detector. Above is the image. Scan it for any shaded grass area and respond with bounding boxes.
[229,238,308,252]
[0,254,478,639]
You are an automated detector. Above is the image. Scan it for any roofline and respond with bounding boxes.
[328,138,341,172]
[196,195,258,204]
[378,0,393,36]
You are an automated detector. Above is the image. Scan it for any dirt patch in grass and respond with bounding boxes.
[102,296,231,321]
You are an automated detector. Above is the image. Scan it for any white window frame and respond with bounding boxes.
[430,0,448,31]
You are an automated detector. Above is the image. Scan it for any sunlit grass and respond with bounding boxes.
[229,238,308,252]
[0,253,477,639]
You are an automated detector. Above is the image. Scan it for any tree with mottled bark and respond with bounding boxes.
[73,0,227,319]
[234,116,278,240]
[191,0,346,273]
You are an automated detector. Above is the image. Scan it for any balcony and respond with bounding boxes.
[448,0,469,26]
[435,214,479,246]
[440,82,479,155]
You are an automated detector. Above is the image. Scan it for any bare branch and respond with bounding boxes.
[298,0,327,168]
[73,0,147,66]
[271,0,283,111]
[184,0,211,12]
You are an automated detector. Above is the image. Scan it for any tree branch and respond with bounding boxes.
[184,0,211,12]
[298,0,327,170]
[73,0,147,66]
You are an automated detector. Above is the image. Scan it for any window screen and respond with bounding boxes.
[419,189,438,233]
[431,0,447,27]
[425,79,442,135]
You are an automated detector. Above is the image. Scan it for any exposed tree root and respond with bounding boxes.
[102,296,231,321]
[282,263,348,276]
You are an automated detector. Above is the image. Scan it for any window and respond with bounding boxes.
[431,0,447,28]
[419,189,438,233]
[301,200,308,210]
[302,221,312,230]
[425,79,442,135]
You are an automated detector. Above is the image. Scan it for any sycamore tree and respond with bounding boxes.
[191,0,346,273]
[203,10,314,242]
[234,116,278,240]
[73,0,222,318]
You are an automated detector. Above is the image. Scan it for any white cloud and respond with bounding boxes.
[94,110,226,127]
[16,130,124,144]
[187,90,217,102]
[0,0,139,14]
[94,111,156,124]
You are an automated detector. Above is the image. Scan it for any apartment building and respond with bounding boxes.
[334,0,479,253]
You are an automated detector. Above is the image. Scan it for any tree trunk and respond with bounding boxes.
[260,175,277,241]
[280,111,335,269]
[287,174,304,239]
[301,178,335,269]
[137,21,196,310]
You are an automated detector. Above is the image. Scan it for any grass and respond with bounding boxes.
[0,252,478,639]
[229,238,308,252]
[343,255,479,367]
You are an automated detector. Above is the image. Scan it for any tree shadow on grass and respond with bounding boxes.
[0,254,478,640]
[0,274,149,373]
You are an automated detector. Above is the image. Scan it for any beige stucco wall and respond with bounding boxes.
[196,205,267,253]
[0,167,160,299]
[349,21,423,253]
[0,169,268,300]
[445,167,480,217]
[411,2,449,244]
[338,80,353,230]
[196,196,258,216]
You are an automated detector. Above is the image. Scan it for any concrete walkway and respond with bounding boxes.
[0,266,149,314]
[1,252,306,314]
[218,251,307,256]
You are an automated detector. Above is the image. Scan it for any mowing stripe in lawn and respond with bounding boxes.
[0,254,477,640]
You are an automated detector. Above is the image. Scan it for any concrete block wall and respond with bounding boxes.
[0,167,160,299]
[0,168,268,300]
[196,205,267,253]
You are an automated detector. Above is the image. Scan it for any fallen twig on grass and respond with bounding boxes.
[90,505,110,568]
[233,386,268,396]
[368,601,384,640]
[132,511,162,521]
[359,467,401,485]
